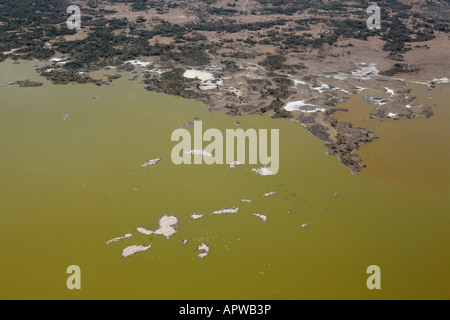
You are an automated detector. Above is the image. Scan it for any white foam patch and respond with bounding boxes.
[196,243,210,258]
[154,215,178,238]
[252,167,274,176]
[300,221,312,228]
[229,161,242,168]
[141,158,161,167]
[105,233,133,245]
[122,244,151,257]
[262,191,276,197]
[137,215,178,239]
[211,207,239,215]
[185,149,213,157]
[252,213,268,222]
[190,213,204,220]
[136,227,153,235]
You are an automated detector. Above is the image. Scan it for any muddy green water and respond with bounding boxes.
[0,60,448,299]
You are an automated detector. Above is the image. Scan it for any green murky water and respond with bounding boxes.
[0,60,448,299]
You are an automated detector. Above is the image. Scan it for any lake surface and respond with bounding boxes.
[0,59,448,299]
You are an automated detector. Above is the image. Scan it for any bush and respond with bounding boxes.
[258,54,286,71]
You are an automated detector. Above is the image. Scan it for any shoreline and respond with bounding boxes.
[1,54,447,174]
